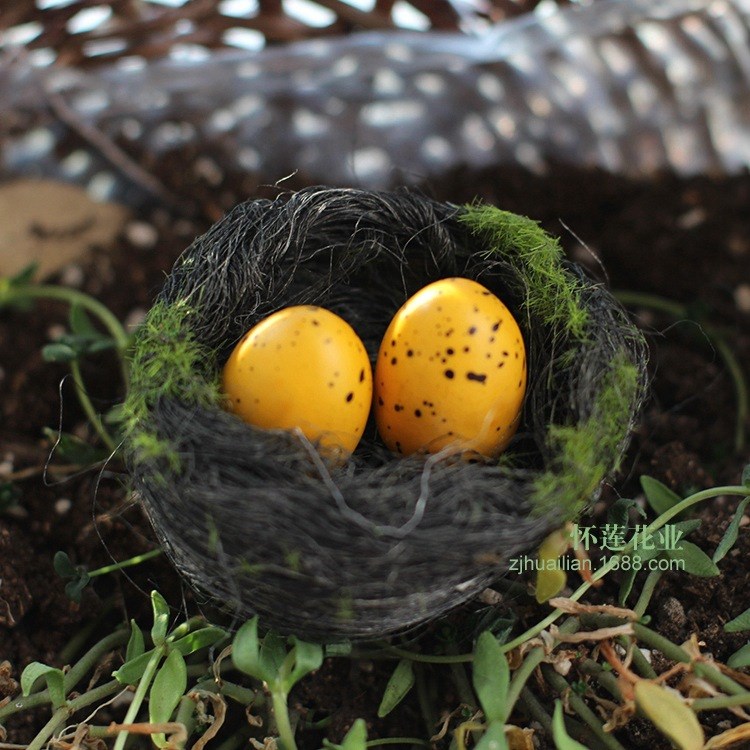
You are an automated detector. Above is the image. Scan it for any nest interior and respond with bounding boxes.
[124,187,647,640]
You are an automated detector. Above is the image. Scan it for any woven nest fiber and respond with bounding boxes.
[124,186,647,641]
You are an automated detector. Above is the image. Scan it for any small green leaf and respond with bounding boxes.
[42,342,78,363]
[724,607,750,633]
[377,659,415,718]
[171,626,227,656]
[64,574,91,603]
[0,481,21,511]
[634,680,704,750]
[322,718,368,750]
[150,591,170,646]
[149,650,187,748]
[713,497,750,563]
[472,631,510,724]
[232,617,272,683]
[44,428,109,465]
[641,476,682,516]
[534,529,569,603]
[727,642,750,669]
[260,631,287,684]
[20,663,66,708]
[286,638,323,689]
[667,541,720,577]
[552,701,588,750]
[53,551,78,578]
[474,721,509,750]
[607,497,645,531]
[69,303,97,336]
[126,620,145,662]
[618,566,639,606]
[113,649,155,685]
[10,263,38,286]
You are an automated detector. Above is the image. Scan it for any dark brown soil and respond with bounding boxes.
[1,165,749,748]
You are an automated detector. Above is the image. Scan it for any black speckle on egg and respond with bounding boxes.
[486,353,491,359]
[328,382,334,388]
[473,305,479,313]
[407,349,414,357]
[446,348,454,355]
[391,339,396,347]
[492,321,501,331]
[395,441,402,453]
[466,372,487,383]
[359,368,365,382]
[503,350,509,357]
[441,358,447,364]
[312,319,320,326]
[345,392,354,403]
[378,397,384,406]
[463,346,470,353]
[235,397,242,403]
[446,328,454,337]
[414,409,422,417]
[489,336,495,343]
[468,326,477,335]
[481,290,491,296]
[497,361,505,368]
[515,352,519,359]
[444,369,455,379]
[391,357,397,365]
[394,404,404,412]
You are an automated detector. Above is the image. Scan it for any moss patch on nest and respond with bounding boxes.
[121,299,221,469]
[459,204,589,340]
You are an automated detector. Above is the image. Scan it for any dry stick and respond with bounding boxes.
[45,89,187,214]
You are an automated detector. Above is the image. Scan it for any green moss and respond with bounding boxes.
[121,299,222,467]
[531,353,641,517]
[459,204,589,340]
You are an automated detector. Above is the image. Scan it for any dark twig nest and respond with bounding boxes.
[124,187,647,640]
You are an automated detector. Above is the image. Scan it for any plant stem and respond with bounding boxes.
[384,646,472,664]
[366,740,431,748]
[692,693,750,711]
[70,359,116,450]
[541,665,627,750]
[192,679,260,705]
[271,689,297,750]
[3,284,130,384]
[618,637,657,679]
[88,548,163,577]
[65,629,131,693]
[578,659,623,700]
[632,623,749,697]
[415,664,439,740]
[113,647,163,750]
[25,706,69,750]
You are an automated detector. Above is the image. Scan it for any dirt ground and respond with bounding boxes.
[1,164,749,747]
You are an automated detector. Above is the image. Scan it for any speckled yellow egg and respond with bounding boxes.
[374,278,526,457]
[222,305,372,457]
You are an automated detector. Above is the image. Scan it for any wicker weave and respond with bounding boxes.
[1,0,563,68]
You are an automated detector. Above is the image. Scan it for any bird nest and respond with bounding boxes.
[123,187,647,641]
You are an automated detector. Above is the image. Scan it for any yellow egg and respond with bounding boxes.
[222,305,373,457]
[374,278,527,457]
